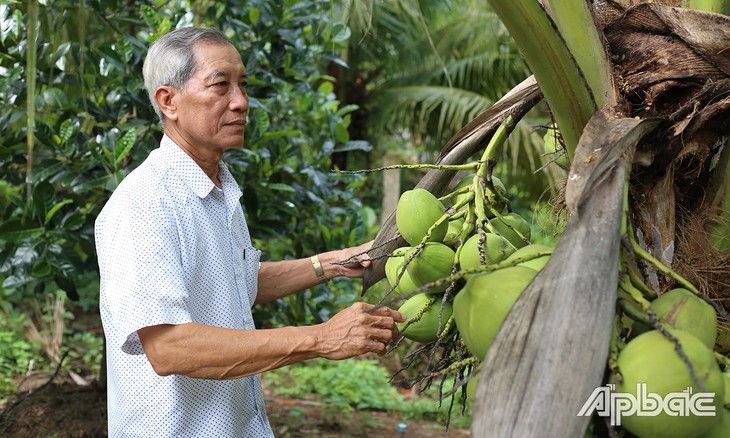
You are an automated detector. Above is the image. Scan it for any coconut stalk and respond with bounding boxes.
[705,142,730,254]
[484,0,609,160]
[546,0,617,110]
[688,0,730,14]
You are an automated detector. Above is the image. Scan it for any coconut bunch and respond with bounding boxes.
[386,178,552,347]
[611,250,728,437]
[374,150,558,393]
[376,158,728,437]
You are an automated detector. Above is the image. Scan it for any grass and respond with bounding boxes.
[263,357,472,429]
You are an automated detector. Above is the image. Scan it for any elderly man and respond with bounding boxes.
[95,27,403,437]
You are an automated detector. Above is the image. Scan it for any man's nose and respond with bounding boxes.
[230,86,248,112]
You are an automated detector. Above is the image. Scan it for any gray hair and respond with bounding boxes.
[142,27,233,124]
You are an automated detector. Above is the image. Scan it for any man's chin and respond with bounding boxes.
[222,135,245,149]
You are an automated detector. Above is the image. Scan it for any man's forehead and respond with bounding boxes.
[192,41,246,78]
[206,69,248,81]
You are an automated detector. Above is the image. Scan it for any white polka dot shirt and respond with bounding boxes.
[96,135,274,437]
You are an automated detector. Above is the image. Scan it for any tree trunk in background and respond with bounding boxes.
[380,152,402,225]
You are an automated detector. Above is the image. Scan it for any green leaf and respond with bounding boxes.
[114,128,137,166]
[140,5,161,31]
[42,87,69,109]
[334,123,349,143]
[331,22,351,43]
[334,139,371,154]
[54,275,78,300]
[53,42,71,71]
[336,104,359,117]
[31,181,54,221]
[116,37,134,64]
[31,259,52,278]
[60,211,85,232]
[318,81,334,95]
[0,8,21,44]
[45,199,73,225]
[0,220,44,243]
[267,183,296,193]
[256,110,270,137]
[58,118,74,144]
[249,6,260,24]
[2,275,36,290]
[32,160,65,183]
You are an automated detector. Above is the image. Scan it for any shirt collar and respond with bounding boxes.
[159,135,241,200]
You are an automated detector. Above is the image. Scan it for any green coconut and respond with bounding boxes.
[406,242,456,294]
[396,189,448,245]
[384,248,419,296]
[396,293,453,343]
[616,329,725,438]
[650,288,718,349]
[453,266,538,360]
[458,233,515,276]
[699,407,730,438]
[503,243,554,271]
[701,372,730,437]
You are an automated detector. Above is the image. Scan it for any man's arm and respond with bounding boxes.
[255,241,372,304]
[137,302,404,379]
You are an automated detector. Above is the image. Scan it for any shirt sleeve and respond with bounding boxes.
[99,193,193,355]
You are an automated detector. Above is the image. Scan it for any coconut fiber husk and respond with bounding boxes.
[597,1,730,310]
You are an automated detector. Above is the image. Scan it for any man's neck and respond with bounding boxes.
[164,131,223,188]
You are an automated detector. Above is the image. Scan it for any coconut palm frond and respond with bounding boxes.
[341,0,530,144]
[369,85,494,143]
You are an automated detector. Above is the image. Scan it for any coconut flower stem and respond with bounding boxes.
[630,239,700,295]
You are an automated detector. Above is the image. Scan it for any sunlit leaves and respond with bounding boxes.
[140,4,171,42]
[113,128,136,166]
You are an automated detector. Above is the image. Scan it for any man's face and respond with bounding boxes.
[169,41,248,153]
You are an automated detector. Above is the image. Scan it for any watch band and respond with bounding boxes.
[310,254,328,284]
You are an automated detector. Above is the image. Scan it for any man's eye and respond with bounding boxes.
[215,81,228,87]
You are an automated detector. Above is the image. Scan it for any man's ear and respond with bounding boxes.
[154,86,178,121]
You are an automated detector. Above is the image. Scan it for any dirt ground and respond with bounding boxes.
[0,379,471,438]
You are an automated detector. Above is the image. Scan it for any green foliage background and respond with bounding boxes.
[0,0,376,320]
[0,0,384,397]
[0,0,559,408]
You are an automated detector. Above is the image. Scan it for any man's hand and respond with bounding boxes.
[322,240,374,279]
[314,302,406,359]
